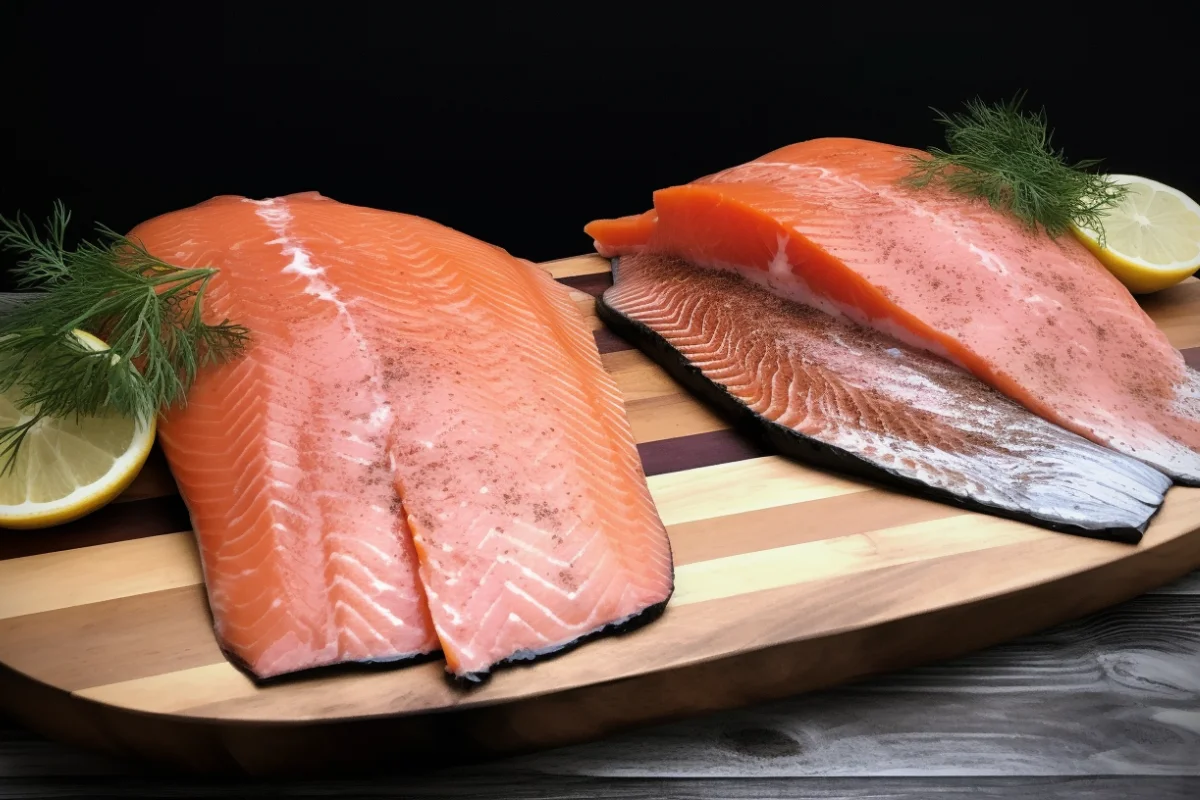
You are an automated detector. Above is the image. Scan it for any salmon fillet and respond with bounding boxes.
[585,138,1200,484]
[133,193,673,681]
[599,253,1169,541]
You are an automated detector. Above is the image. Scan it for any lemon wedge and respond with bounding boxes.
[1073,174,1200,294]
[0,330,157,530]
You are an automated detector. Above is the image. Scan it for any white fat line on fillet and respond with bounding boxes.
[326,535,399,565]
[220,499,309,545]
[492,552,588,602]
[330,583,408,632]
[331,601,397,646]
[251,198,393,435]
[452,554,626,641]
[473,526,574,568]
[328,553,407,596]
[501,614,555,645]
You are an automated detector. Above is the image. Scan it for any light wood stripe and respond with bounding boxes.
[671,514,1032,606]
[1140,278,1200,350]
[77,663,259,714]
[627,394,727,443]
[667,488,965,566]
[55,514,1035,708]
[72,486,1200,722]
[0,457,870,623]
[3,490,957,693]
[648,456,869,528]
[5,252,1200,747]
[603,349,685,402]
[572,294,605,331]
[0,586,224,691]
[545,256,611,279]
[0,533,201,620]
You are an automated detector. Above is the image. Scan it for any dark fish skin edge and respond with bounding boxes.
[209,533,674,688]
[449,593,674,686]
[597,259,1160,546]
[218,594,675,688]
[185,394,678,689]
[178,505,442,687]
[222,641,446,687]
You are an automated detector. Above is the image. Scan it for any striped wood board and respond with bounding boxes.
[2,254,1200,777]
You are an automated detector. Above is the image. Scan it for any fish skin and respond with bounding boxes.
[598,252,1171,542]
[133,192,672,682]
[584,137,1200,485]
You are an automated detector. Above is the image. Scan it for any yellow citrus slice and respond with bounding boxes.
[1073,174,1200,294]
[0,330,157,529]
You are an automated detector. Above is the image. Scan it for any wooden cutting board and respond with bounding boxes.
[2,254,1200,777]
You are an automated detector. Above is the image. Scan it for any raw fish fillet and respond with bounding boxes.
[599,253,1170,541]
[585,138,1200,484]
[132,192,673,681]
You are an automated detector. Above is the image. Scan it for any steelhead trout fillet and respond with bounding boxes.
[132,193,673,681]
[597,252,1170,542]
[585,137,1200,484]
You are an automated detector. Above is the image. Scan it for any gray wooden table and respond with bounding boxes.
[2,570,1197,799]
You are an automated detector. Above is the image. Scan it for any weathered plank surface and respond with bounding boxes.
[0,775,1197,799]
[1156,569,1200,595]
[3,570,1196,797]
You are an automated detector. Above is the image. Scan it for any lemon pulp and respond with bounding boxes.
[1073,174,1200,294]
[0,330,156,529]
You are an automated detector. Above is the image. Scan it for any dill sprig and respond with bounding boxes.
[901,93,1129,244]
[0,202,250,474]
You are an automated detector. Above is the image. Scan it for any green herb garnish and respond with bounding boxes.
[0,202,249,474]
[901,93,1129,244]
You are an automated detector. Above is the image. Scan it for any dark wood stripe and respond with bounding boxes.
[670,486,962,565]
[5,346,1190,563]
[638,429,769,478]
[113,444,180,504]
[0,431,766,560]
[0,495,191,561]
[593,327,633,354]
[0,586,220,691]
[557,272,614,298]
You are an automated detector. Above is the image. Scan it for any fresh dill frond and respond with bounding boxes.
[0,203,250,474]
[901,93,1129,244]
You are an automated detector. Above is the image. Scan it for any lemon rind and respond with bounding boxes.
[0,329,158,529]
[1074,174,1200,273]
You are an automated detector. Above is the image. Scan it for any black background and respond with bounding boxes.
[2,3,1196,287]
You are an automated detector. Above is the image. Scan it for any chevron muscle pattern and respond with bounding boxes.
[132,193,673,681]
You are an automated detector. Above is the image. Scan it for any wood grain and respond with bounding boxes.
[1,254,1199,779]
[0,533,201,619]
[508,594,1200,778]
[3,590,1198,794]
[0,774,1195,799]
[4,565,1200,791]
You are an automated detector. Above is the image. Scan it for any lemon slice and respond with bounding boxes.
[1072,174,1200,294]
[0,330,157,530]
